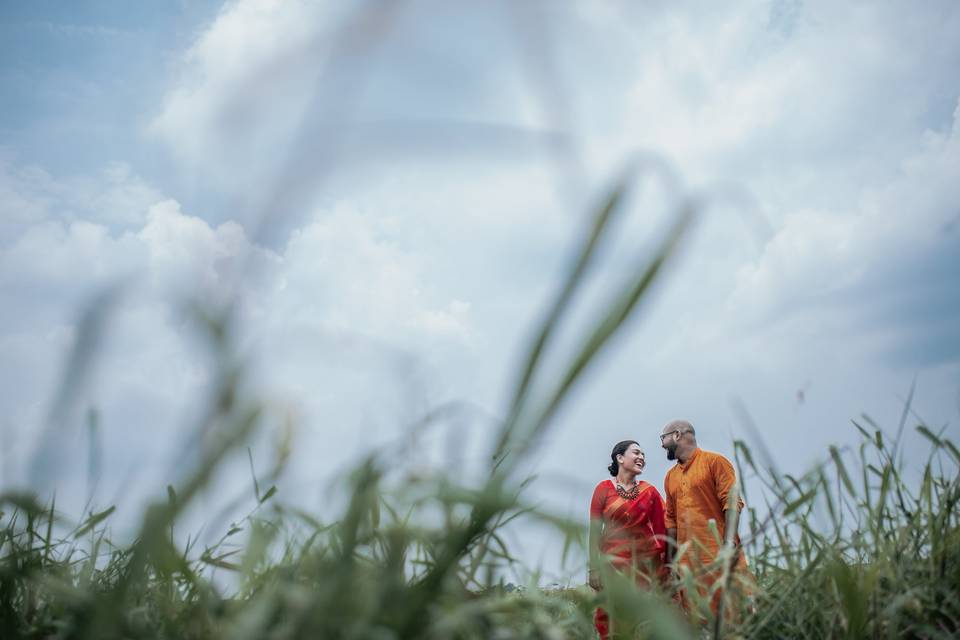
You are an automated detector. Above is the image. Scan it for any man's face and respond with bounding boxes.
[660,429,679,461]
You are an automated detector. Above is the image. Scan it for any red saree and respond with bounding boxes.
[590,479,667,639]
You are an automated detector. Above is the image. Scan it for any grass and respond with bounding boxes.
[733,414,960,639]
[1,170,958,639]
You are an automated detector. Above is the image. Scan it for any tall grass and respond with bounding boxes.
[733,413,960,639]
[2,168,957,639]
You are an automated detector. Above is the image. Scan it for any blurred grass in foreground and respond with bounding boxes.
[3,417,956,639]
[1,169,957,639]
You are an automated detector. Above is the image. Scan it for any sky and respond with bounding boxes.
[1,0,959,582]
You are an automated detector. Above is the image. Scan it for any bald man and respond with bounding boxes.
[659,419,751,616]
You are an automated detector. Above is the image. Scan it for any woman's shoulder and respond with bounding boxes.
[592,479,616,495]
[590,480,615,511]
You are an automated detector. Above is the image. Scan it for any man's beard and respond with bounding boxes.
[665,445,677,461]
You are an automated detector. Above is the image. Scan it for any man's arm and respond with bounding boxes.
[723,505,740,544]
[665,527,678,566]
[714,455,744,546]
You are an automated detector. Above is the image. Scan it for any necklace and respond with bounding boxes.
[615,480,641,499]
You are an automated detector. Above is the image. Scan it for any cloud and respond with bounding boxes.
[0,158,62,236]
[572,1,960,198]
[137,198,276,298]
[0,157,491,514]
[533,0,960,377]
[723,99,960,367]
[148,0,363,193]
[148,0,567,208]
[0,158,164,239]
[0,173,278,494]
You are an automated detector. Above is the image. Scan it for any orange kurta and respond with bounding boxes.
[663,448,750,613]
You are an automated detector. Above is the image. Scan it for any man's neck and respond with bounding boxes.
[676,446,696,464]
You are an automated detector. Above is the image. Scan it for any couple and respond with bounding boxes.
[588,420,751,637]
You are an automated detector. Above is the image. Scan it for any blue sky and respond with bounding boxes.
[2,0,959,581]
[0,2,219,169]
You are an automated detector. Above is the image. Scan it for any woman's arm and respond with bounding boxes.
[588,517,604,590]
[588,483,605,589]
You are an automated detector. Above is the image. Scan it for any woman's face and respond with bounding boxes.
[618,443,645,474]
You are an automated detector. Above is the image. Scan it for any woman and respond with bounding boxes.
[589,440,667,639]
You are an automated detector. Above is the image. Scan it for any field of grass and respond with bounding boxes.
[2,177,957,639]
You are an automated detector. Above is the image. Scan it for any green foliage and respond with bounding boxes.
[733,418,960,640]
[5,425,956,639]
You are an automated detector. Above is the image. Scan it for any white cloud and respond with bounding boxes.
[572,0,960,208]
[721,99,960,365]
[0,158,164,240]
[0,158,61,236]
[524,0,960,378]
[0,157,492,516]
[149,0,358,192]
[415,299,471,338]
[149,0,564,205]
[137,199,272,297]
[73,163,166,227]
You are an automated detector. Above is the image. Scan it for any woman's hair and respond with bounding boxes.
[608,440,639,476]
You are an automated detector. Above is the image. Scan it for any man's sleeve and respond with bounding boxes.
[714,455,745,513]
[663,472,676,529]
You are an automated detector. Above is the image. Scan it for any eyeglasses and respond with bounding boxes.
[659,429,690,441]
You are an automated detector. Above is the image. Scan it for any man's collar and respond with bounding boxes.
[679,447,701,469]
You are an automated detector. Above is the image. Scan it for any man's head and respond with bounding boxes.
[660,419,697,461]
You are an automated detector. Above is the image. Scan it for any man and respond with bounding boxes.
[660,419,751,618]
